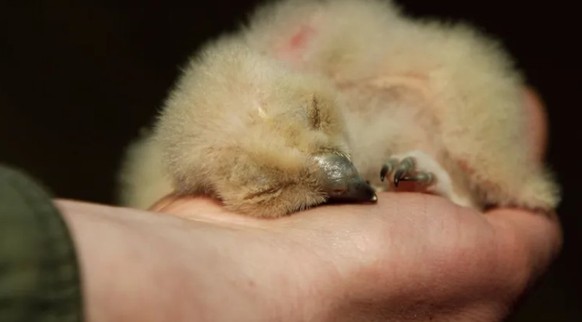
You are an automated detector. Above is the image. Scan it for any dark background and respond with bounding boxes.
[1,1,579,320]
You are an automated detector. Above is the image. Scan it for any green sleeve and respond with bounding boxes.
[0,165,83,322]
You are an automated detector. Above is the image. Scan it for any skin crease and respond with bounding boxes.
[57,89,561,321]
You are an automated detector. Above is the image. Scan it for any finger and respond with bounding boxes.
[523,88,548,161]
[148,192,183,212]
[149,194,266,226]
[149,194,224,217]
[485,208,562,288]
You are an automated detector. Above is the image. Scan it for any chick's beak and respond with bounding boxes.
[330,176,378,203]
[313,153,377,204]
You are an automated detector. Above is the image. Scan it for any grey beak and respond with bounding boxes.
[329,177,378,203]
[313,153,378,204]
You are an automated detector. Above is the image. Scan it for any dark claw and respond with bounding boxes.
[395,173,434,187]
[380,159,398,182]
[380,164,389,182]
[393,157,414,187]
[413,172,434,186]
[393,169,407,187]
[381,156,434,189]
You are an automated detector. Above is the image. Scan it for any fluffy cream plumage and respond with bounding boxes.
[118,0,560,217]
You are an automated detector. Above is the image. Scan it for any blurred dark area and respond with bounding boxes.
[0,0,579,320]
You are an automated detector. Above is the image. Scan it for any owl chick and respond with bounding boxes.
[119,0,560,217]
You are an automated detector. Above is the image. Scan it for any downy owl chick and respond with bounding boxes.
[119,0,560,217]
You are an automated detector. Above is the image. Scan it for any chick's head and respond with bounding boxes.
[157,42,375,217]
[209,79,376,217]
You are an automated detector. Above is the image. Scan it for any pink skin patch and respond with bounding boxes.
[275,25,316,65]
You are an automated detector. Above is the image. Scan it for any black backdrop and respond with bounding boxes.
[1,1,580,320]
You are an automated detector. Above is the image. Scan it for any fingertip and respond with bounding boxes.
[148,193,180,212]
[149,194,224,217]
[523,87,548,161]
[485,208,562,278]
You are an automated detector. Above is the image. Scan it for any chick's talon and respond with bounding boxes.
[380,159,398,182]
[395,172,434,188]
[393,157,415,187]
[380,156,435,189]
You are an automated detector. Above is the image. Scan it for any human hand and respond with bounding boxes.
[142,89,561,321]
[59,90,560,322]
